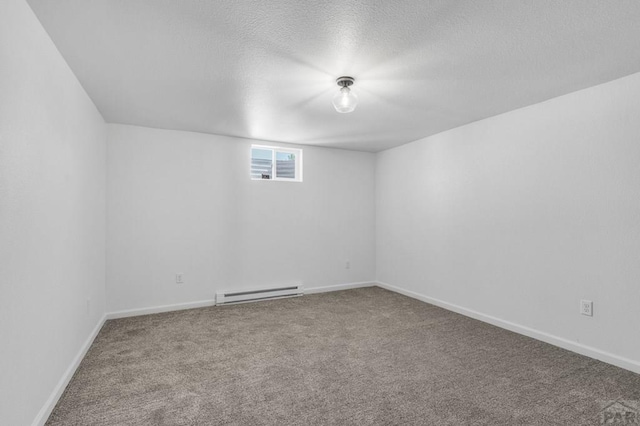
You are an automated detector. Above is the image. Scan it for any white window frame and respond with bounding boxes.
[250,145,303,182]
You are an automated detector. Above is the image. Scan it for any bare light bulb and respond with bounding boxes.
[332,77,358,113]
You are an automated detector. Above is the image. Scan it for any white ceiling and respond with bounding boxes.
[27,0,640,152]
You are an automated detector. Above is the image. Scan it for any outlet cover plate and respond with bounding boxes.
[580,299,593,316]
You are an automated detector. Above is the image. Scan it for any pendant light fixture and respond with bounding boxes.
[332,76,357,113]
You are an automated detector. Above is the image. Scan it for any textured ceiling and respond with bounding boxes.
[27,0,640,152]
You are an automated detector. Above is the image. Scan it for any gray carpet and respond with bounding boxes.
[46,287,640,425]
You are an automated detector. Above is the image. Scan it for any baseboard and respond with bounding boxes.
[106,298,217,319]
[305,281,375,294]
[375,281,640,375]
[107,282,376,319]
[32,314,107,426]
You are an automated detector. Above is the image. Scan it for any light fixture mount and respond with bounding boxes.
[336,76,355,88]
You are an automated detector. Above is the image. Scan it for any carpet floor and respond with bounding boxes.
[46,287,640,425]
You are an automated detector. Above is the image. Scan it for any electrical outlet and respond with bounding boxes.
[176,273,184,284]
[580,299,593,316]
[345,260,350,269]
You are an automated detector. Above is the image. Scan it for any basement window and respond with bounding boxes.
[250,145,303,182]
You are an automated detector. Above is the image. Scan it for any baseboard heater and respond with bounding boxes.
[216,284,304,305]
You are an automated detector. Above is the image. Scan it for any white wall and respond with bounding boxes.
[376,72,640,369]
[0,1,107,425]
[107,124,376,313]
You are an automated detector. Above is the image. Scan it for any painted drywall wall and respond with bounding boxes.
[376,72,640,367]
[0,1,107,425]
[106,124,375,313]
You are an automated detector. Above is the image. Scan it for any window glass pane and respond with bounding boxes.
[276,151,296,179]
[251,148,272,179]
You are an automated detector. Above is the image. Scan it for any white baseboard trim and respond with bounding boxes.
[32,314,107,426]
[106,298,217,320]
[376,281,640,375]
[107,283,376,319]
[305,281,375,294]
